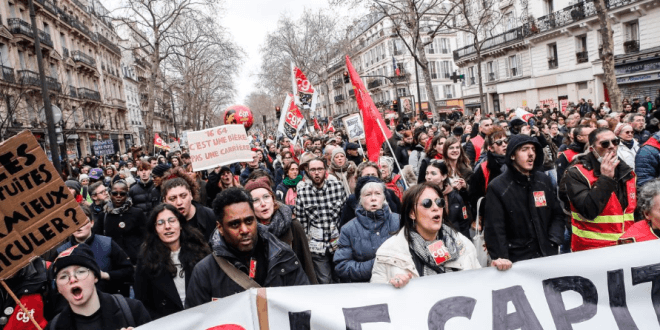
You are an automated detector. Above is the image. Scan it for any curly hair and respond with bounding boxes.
[139,204,210,278]
[161,167,200,201]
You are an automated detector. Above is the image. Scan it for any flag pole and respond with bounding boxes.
[375,119,409,189]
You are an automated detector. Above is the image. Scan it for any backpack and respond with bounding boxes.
[49,294,134,329]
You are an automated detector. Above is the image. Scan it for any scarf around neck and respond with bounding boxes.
[409,224,463,276]
[283,175,303,187]
[104,198,133,215]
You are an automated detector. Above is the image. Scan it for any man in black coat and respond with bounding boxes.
[484,134,564,263]
[129,162,161,218]
[185,188,309,308]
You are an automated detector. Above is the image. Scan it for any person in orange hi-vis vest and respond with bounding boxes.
[564,128,637,252]
[618,178,660,244]
[463,117,493,167]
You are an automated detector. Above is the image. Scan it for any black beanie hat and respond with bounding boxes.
[51,244,101,280]
[452,126,464,136]
[65,180,81,195]
[152,163,171,177]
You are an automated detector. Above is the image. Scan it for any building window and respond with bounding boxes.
[624,21,640,53]
[547,43,558,69]
[577,82,588,90]
[441,61,451,78]
[397,88,407,97]
[487,60,498,81]
[426,38,435,54]
[441,38,450,54]
[505,54,521,77]
[443,85,455,99]
[429,61,438,79]
[468,66,475,85]
[576,35,588,63]
[544,0,554,14]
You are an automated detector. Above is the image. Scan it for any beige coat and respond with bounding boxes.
[370,229,481,284]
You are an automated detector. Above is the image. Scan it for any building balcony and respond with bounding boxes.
[388,72,409,83]
[488,72,496,82]
[34,0,59,18]
[454,26,524,61]
[63,47,69,58]
[368,79,383,90]
[332,79,343,89]
[1,66,15,84]
[576,51,589,63]
[624,39,640,54]
[98,34,121,55]
[17,70,61,92]
[72,50,97,68]
[8,18,53,48]
[349,89,355,98]
[548,58,558,69]
[69,85,78,98]
[328,62,344,73]
[78,87,101,101]
[334,94,345,103]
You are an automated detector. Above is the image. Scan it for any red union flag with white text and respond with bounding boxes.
[291,63,318,113]
[277,94,306,143]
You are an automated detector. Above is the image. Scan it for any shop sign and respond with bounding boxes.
[446,99,464,107]
[616,72,660,84]
[615,59,660,75]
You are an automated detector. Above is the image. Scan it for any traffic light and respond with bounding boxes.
[392,99,399,112]
[450,71,465,83]
[343,71,350,84]
[275,106,281,118]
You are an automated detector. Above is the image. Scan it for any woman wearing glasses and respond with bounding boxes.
[615,123,638,169]
[245,177,317,284]
[134,204,210,320]
[95,180,147,265]
[371,183,483,288]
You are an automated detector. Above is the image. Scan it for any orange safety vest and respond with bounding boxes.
[570,164,637,252]
[481,161,490,191]
[470,135,485,162]
[560,149,579,163]
[618,220,659,244]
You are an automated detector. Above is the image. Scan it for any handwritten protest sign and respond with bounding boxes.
[92,139,114,156]
[0,131,86,279]
[187,125,253,172]
[342,113,365,142]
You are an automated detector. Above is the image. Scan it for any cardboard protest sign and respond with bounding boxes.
[341,113,365,142]
[92,139,114,156]
[187,125,253,172]
[0,130,86,279]
[137,240,660,329]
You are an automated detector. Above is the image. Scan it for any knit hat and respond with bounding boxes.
[346,142,359,150]
[152,163,171,177]
[51,244,101,280]
[88,168,103,180]
[65,180,81,195]
[219,166,232,174]
[332,147,346,160]
[244,177,272,193]
[78,174,89,183]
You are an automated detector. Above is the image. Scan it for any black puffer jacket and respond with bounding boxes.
[190,201,218,243]
[484,135,565,263]
[95,202,147,265]
[185,225,309,308]
[468,151,507,218]
[129,180,160,218]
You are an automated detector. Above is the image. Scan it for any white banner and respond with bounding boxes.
[187,125,253,172]
[137,240,660,330]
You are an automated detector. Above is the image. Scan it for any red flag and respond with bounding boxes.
[325,121,335,133]
[345,55,392,162]
[314,118,321,131]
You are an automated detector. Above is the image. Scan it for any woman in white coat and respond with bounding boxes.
[371,182,511,288]
[615,124,639,169]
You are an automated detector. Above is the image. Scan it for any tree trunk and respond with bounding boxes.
[416,42,438,120]
[594,0,622,112]
[476,49,487,114]
[145,42,160,154]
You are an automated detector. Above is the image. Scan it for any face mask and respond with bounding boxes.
[592,148,603,163]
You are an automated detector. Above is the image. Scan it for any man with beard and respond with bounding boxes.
[556,125,594,184]
[89,182,109,222]
[295,158,347,284]
[484,135,564,263]
[185,188,309,307]
[630,112,651,144]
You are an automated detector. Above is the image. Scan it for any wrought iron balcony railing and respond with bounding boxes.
[1,66,15,83]
[78,87,101,101]
[576,51,589,63]
[334,94,345,103]
[7,18,53,48]
[72,50,97,67]
[624,39,640,54]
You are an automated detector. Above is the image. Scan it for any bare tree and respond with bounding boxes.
[593,0,622,112]
[113,0,217,152]
[244,92,277,132]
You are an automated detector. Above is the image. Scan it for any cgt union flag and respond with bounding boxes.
[345,55,391,162]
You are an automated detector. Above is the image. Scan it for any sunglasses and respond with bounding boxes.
[492,138,508,146]
[599,138,620,148]
[420,198,445,209]
[111,191,127,197]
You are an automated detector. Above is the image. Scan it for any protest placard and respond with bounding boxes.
[137,240,660,330]
[92,139,115,156]
[342,113,365,142]
[187,125,253,172]
[0,130,86,279]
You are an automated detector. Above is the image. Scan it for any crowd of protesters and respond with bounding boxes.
[2,93,660,330]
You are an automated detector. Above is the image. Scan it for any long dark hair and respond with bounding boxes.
[442,136,472,177]
[399,183,452,241]
[139,204,210,278]
[425,134,446,159]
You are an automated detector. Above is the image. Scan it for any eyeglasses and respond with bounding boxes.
[252,194,273,205]
[621,130,633,134]
[156,216,178,227]
[599,138,620,148]
[56,267,90,285]
[419,198,445,209]
[111,191,127,197]
[492,138,508,146]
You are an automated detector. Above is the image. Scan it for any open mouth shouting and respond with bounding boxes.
[70,285,84,301]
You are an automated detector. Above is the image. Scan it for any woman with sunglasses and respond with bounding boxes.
[245,177,317,284]
[417,134,447,184]
[371,183,481,288]
[94,180,147,265]
[615,123,638,169]
[134,204,211,320]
